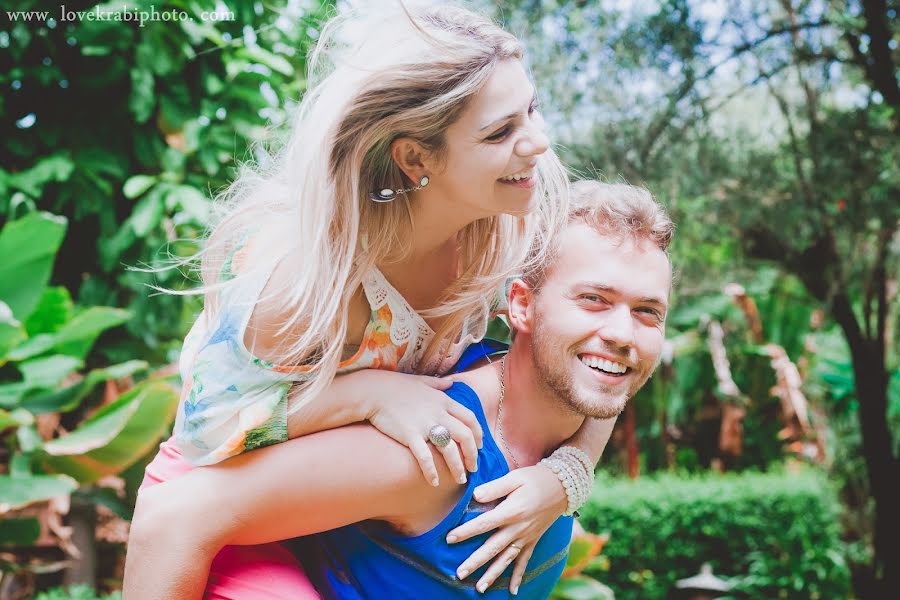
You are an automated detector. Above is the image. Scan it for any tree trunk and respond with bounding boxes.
[832,298,900,598]
[625,402,639,480]
[62,495,97,589]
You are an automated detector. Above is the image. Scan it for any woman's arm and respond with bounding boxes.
[175,262,481,480]
[124,424,460,600]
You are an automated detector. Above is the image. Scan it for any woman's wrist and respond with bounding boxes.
[539,445,595,517]
[331,369,379,422]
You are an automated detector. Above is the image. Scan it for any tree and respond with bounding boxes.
[1,0,332,364]
[488,0,898,595]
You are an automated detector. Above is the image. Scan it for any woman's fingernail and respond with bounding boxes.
[446,534,457,543]
[477,581,487,593]
[432,477,439,487]
[457,568,468,579]
[458,474,467,484]
[511,584,519,595]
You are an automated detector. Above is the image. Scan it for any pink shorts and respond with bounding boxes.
[139,437,321,599]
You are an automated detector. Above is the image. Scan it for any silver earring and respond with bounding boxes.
[369,175,429,203]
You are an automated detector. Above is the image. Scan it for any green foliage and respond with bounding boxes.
[0,212,178,562]
[551,531,616,599]
[579,470,852,600]
[34,586,121,600]
[43,379,179,484]
[0,212,67,321]
[551,576,615,600]
[1,0,332,363]
[0,474,78,512]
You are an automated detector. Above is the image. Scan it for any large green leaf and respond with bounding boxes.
[551,576,616,600]
[0,301,26,362]
[24,287,74,336]
[0,213,67,321]
[0,517,41,546]
[7,306,130,361]
[18,355,84,389]
[0,409,19,432]
[42,379,179,484]
[0,382,31,409]
[17,360,148,414]
[0,474,77,512]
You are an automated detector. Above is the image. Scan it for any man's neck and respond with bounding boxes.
[458,346,585,466]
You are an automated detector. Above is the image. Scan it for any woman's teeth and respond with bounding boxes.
[499,169,534,182]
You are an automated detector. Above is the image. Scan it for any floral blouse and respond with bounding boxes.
[172,245,486,466]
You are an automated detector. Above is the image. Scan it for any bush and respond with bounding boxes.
[33,586,121,600]
[579,468,852,600]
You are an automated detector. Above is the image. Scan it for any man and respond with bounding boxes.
[125,180,673,599]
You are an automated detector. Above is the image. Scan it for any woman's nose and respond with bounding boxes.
[516,117,550,157]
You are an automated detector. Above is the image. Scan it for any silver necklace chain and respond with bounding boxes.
[496,357,521,470]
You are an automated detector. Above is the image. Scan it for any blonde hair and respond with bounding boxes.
[523,180,673,289]
[185,2,568,415]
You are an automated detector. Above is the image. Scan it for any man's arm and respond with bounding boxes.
[124,424,460,600]
[565,416,617,464]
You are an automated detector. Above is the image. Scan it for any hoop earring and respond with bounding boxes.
[369,175,430,203]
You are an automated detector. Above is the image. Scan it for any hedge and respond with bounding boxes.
[578,468,851,599]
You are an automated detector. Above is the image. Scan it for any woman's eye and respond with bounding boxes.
[528,99,540,115]
[485,126,512,142]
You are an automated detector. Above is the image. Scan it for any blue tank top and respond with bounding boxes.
[293,381,573,599]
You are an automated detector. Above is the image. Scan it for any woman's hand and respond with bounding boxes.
[446,464,566,595]
[350,370,484,487]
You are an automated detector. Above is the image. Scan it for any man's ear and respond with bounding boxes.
[390,138,434,184]
[507,278,534,335]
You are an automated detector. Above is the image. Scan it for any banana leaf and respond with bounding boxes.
[0,474,77,512]
[15,360,148,414]
[0,213,67,322]
[551,576,616,600]
[41,378,179,484]
[0,517,41,546]
[0,301,26,362]
[7,306,130,362]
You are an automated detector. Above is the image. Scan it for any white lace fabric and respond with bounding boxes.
[362,267,486,375]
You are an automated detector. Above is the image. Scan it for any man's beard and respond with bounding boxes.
[530,320,643,420]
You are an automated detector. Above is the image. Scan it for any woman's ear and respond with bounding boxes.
[390,138,431,184]
[507,278,534,335]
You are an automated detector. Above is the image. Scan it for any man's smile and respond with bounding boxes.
[577,353,632,384]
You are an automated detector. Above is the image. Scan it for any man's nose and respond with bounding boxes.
[598,305,635,349]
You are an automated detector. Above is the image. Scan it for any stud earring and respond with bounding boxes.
[369,175,430,203]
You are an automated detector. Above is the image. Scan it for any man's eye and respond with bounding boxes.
[581,294,603,303]
[638,307,662,319]
[485,126,512,142]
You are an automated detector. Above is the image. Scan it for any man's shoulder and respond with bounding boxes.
[445,369,495,421]
[443,380,480,408]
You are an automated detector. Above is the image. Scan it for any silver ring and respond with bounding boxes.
[428,425,452,448]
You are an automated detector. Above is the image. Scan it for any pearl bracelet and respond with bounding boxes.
[555,445,594,477]
[540,446,595,517]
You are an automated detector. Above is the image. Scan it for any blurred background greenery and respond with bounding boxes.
[0,0,896,598]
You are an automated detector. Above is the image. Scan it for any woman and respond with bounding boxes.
[125,3,614,598]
